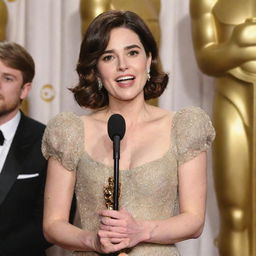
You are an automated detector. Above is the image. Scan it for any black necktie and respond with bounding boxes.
[0,130,4,145]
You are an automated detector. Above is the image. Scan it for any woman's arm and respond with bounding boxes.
[99,151,207,247]
[43,157,127,253]
[145,151,207,244]
[43,158,94,251]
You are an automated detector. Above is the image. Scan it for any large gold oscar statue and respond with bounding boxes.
[79,0,160,106]
[190,0,256,255]
[0,0,7,40]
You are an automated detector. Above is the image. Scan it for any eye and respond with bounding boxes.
[128,50,139,56]
[3,75,14,82]
[102,54,114,62]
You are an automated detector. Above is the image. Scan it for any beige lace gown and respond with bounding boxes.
[42,106,215,256]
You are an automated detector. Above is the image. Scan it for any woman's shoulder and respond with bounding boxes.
[146,104,174,122]
[42,112,86,171]
[45,111,86,139]
[172,106,212,126]
[171,106,215,136]
[47,111,83,127]
[44,111,85,148]
[171,106,215,165]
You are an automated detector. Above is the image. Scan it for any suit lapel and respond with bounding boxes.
[0,113,32,205]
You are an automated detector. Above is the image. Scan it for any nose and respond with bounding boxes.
[117,56,128,71]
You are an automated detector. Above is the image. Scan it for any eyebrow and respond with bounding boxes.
[102,44,142,54]
[2,72,17,78]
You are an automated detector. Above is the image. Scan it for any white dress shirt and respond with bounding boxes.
[0,111,21,173]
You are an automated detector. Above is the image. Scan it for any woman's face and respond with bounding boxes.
[97,27,151,103]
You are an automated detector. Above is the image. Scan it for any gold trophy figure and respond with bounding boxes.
[104,177,116,210]
[0,0,7,41]
[104,178,127,256]
[103,178,129,256]
[79,0,160,106]
[190,0,256,255]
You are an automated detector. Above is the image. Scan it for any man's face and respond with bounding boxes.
[0,60,31,122]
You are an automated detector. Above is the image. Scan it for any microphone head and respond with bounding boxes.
[107,114,126,141]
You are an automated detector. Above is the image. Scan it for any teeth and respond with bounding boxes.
[116,76,134,82]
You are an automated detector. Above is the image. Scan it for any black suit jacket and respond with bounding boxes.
[0,113,51,256]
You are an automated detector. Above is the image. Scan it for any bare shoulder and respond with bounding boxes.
[80,110,106,124]
[147,105,174,123]
[80,110,109,141]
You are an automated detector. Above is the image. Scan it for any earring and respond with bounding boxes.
[97,77,103,90]
[147,69,151,81]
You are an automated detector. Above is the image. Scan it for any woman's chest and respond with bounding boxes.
[84,120,172,171]
[76,151,178,202]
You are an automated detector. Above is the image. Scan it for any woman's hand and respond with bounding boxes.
[98,208,150,249]
[92,229,129,254]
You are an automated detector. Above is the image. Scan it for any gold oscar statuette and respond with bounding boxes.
[103,176,115,210]
[103,178,130,255]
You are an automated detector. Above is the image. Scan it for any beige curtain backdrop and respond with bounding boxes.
[4,0,219,255]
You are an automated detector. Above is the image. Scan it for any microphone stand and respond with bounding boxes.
[106,114,126,256]
[107,135,120,256]
[113,135,120,211]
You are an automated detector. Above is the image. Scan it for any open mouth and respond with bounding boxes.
[115,75,135,83]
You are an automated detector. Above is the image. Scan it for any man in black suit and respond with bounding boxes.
[0,41,51,256]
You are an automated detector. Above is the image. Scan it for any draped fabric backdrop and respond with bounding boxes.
[4,0,219,255]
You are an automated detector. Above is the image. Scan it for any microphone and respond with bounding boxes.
[108,114,126,159]
[107,114,126,211]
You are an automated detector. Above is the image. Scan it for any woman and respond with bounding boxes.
[42,10,215,255]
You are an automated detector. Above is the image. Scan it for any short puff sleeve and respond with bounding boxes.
[42,112,84,171]
[172,107,215,165]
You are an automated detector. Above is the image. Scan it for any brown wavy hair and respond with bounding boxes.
[71,10,168,109]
